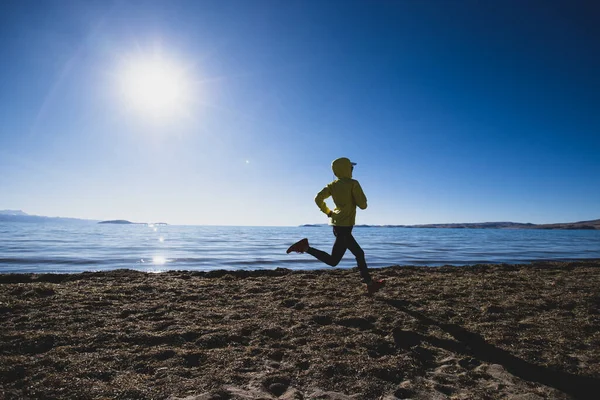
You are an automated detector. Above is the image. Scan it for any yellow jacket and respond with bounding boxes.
[315,157,367,226]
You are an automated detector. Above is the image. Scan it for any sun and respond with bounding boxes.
[118,54,192,121]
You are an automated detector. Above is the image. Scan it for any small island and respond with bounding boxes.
[98,220,168,225]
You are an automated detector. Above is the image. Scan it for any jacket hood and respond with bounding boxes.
[331,157,354,179]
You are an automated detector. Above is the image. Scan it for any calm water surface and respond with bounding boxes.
[1,222,599,273]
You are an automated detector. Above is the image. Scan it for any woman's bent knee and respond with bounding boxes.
[329,258,342,267]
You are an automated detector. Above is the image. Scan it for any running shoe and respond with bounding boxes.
[286,238,309,254]
[366,279,385,296]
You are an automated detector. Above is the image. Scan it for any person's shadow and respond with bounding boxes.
[382,298,600,400]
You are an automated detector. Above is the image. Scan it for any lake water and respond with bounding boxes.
[0,221,599,273]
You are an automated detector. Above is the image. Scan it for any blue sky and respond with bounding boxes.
[0,0,598,226]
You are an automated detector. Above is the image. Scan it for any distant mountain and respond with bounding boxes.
[0,210,95,223]
[0,210,28,216]
[300,219,600,230]
[407,220,600,230]
[407,222,537,229]
[0,210,168,225]
[532,219,600,230]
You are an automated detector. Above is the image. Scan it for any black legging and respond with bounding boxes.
[306,226,372,283]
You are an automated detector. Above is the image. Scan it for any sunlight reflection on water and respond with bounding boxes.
[152,256,167,265]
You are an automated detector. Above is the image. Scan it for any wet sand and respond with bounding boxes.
[1,261,599,399]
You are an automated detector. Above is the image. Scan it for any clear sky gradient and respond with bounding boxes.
[1,0,598,226]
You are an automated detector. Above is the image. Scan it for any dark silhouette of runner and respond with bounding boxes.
[287,157,384,295]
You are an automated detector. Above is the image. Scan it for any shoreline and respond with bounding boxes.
[1,261,599,399]
[2,257,600,278]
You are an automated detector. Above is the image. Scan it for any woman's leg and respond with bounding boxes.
[305,227,376,287]
[345,232,372,283]
[306,227,348,266]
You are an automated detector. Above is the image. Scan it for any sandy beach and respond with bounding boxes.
[1,261,599,399]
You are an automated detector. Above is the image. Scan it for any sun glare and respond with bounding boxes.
[152,256,167,265]
[119,55,191,121]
